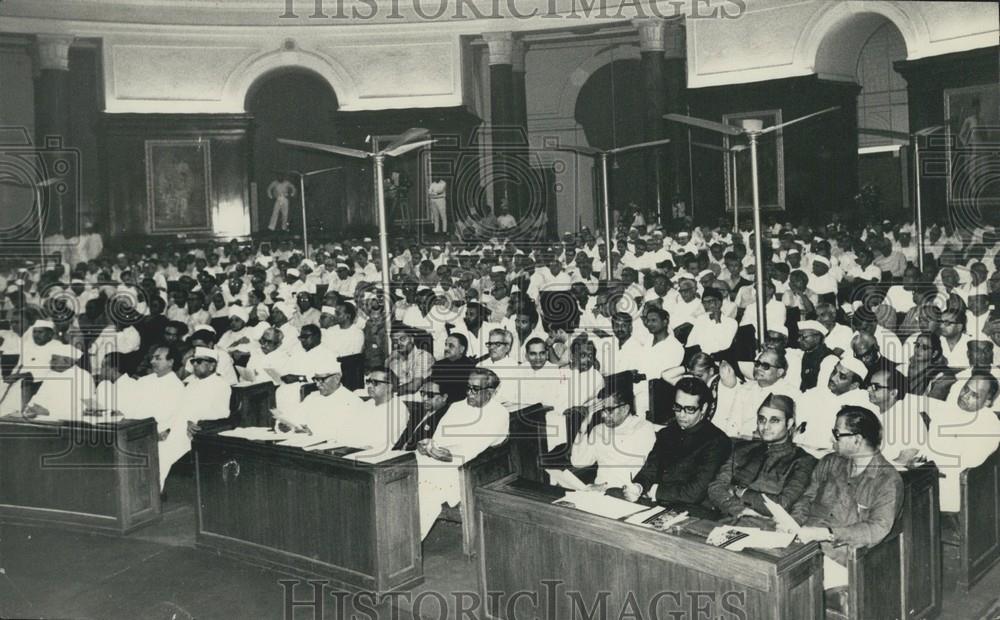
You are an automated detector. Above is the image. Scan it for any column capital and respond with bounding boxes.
[632,18,666,53]
[34,34,75,71]
[663,20,686,59]
[483,32,515,66]
[511,39,527,73]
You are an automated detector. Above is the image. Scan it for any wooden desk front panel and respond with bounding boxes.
[900,465,941,619]
[231,383,276,428]
[477,479,822,620]
[0,418,161,533]
[194,435,422,593]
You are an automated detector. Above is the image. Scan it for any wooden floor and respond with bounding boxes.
[1,467,998,620]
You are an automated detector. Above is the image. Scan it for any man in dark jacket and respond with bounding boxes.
[626,376,731,505]
[707,393,817,518]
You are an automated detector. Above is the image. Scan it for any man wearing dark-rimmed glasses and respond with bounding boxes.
[788,405,902,610]
[626,376,731,506]
[415,368,508,539]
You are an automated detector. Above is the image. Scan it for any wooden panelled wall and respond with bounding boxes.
[895,46,1000,228]
[686,75,861,226]
[101,114,253,241]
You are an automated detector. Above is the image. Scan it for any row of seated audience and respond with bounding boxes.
[1,216,999,614]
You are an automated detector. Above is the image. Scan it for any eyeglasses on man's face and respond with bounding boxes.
[420,389,442,398]
[672,403,701,415]
[754,360,783,371]
[365,377,389,386]
[486,341,507,347]
[831,428,859,440]
[467,383,493,393]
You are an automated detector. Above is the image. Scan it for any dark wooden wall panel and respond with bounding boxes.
[686,75,860,226]
[895,46,1000,228]
[101,113,252,241]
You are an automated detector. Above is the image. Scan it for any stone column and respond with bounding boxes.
[484,32,517,218]
[633,18,669,225]
[662,21,690,223]
[33,34,75,236]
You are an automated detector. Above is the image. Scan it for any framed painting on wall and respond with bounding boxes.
[145,140,212,234]
[373,134,431,229]
[722,109,786,212]
[944,83,1000,211]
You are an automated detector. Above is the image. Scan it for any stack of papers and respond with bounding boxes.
[552,491,648,520]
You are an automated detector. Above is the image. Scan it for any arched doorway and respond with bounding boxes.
[574,58,647,229]
[245,69,340,237]
[813,12,912,222]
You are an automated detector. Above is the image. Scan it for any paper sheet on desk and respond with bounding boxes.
[553,491,648,520]
[274,434,329,449]
[547,469,588,491]
[340,448,410,464]
[763,495,800,535]
[218,427,281,441]
[707,526,796,551]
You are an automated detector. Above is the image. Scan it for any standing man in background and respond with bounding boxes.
[267,174,296,232]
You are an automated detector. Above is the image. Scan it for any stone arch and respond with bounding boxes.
[556,43,642,122]
[223,47,354,111]
[795,1,929,81]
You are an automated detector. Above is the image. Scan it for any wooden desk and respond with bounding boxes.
[475,476,823,620]
[230,381,276,428]
[504,402,554,483]
[0,417,161,534]
[958,448,1000,592]
[193,432,423,594]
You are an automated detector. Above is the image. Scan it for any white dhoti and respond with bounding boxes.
[823,555,849,588]
[416,454,462,539]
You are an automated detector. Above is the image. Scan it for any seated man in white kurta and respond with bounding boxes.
[569,391,657,490]
[416,368,509,539]
[22,343,94,422]
[92,352,141,418]
[275,351,364,439]
[135,345,188,490]
[183,347,233,438]
[334,367,409,453]
[883,371,1000,512]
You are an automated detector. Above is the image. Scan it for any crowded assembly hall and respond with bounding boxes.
[0,1,998,619]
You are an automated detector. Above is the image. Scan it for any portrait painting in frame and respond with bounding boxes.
[145,140,213,234]
[944,83,1000,211]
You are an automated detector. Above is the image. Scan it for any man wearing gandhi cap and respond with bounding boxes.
[797,320,837,392]
[218,306,253,352]
[274,350,363,438]
[19,343,95,422]
[182,347,232,440]
[320,301,365,358]
[795,355,872,450]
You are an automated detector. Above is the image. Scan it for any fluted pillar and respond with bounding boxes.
[33,34,75,236]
